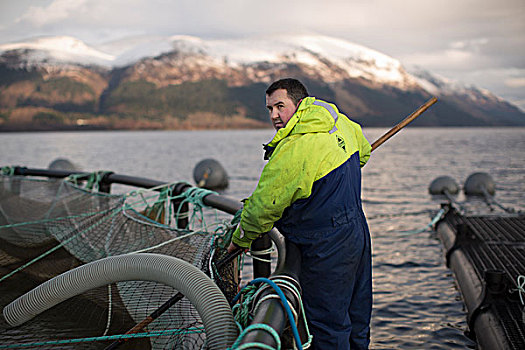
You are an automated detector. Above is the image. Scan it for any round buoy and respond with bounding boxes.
[48,158,80,171]
[193,159,229,190]
[464,172,495,196]
[429,176,459,195]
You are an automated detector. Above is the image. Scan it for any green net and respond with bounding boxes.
[0,174,241,349]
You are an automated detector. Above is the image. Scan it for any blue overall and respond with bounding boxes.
[231,97,373,348]
[276,154,372,349]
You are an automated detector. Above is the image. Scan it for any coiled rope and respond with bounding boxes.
[247,247,275,263]
[230,277,306,350]
[230,324,281,350]
[1,166,15,176]
[517,275,525,306]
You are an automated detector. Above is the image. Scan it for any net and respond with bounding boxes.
[0,174,241,349]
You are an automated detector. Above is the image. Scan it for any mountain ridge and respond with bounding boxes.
[0,34,523,131]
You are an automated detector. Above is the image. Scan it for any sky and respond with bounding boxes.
[0,0,524,110]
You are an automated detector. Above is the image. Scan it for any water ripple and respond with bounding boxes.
[1,127,523,349]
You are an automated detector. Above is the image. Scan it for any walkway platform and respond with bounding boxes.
[435,203,525,350]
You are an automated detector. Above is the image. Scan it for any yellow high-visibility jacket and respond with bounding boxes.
[232,97,371,248]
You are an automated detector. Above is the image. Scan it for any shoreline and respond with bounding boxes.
[2,125,524,133]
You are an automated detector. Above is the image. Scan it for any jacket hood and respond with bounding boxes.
[267,97,338,148]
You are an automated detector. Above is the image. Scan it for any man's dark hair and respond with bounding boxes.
[266,78,309,105]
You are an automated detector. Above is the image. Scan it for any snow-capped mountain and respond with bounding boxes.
[0,36,115,67]
[117,34,423,91]
[166,35,414,85]
[0,34,523,130]
[0,34,428,88]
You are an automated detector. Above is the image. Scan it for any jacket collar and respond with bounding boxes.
[265,97,338,149]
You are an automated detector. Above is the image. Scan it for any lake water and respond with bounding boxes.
[1,127,524,349]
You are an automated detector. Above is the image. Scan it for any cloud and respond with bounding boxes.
[15,0,89,27]
[450,38,489,52]
[505,77,525,88]
[400,48,491,72]
[444,68,525,110]
[5,0,525,52]
[1,0,524,110]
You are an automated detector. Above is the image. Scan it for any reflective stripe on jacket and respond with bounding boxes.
[232,97,371,248]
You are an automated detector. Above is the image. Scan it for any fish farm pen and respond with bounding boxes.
[2,163,524,349]
[0,166,308,349]
[430,173,525,350]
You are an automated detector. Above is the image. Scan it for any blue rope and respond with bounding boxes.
[398,208,445,235]
[0,327,204,348]
[233,278,303,350]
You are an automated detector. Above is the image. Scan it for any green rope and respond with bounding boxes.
[86,171,113,191]
[232,284,258,327]
[121,185,218,231]
[209,208,244,284]
[214,208,242,250]
[180,186,217,208]
[124,183,217,230]
[0,327,205,348]
[229,324,281,350]
[171,186,219,230]
[1,166,15,176]
[64,170,113,192]
[0,209,115,230]
[140,187,171,224]
[65,172,87,186]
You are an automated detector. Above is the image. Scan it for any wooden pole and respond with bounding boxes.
[371,97,438,152]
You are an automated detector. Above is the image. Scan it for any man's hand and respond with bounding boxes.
[227,241,249,254]
[227,241,241,254]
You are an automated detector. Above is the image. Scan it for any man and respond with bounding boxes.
[228,78,372,349]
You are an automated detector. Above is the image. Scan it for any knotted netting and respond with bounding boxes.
[0,173,242,349]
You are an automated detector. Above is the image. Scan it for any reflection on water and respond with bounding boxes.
[1,127,524,348]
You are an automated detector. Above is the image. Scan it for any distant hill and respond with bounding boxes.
[0,35,523,131]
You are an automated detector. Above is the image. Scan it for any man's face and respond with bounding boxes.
[266,89,298,130]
